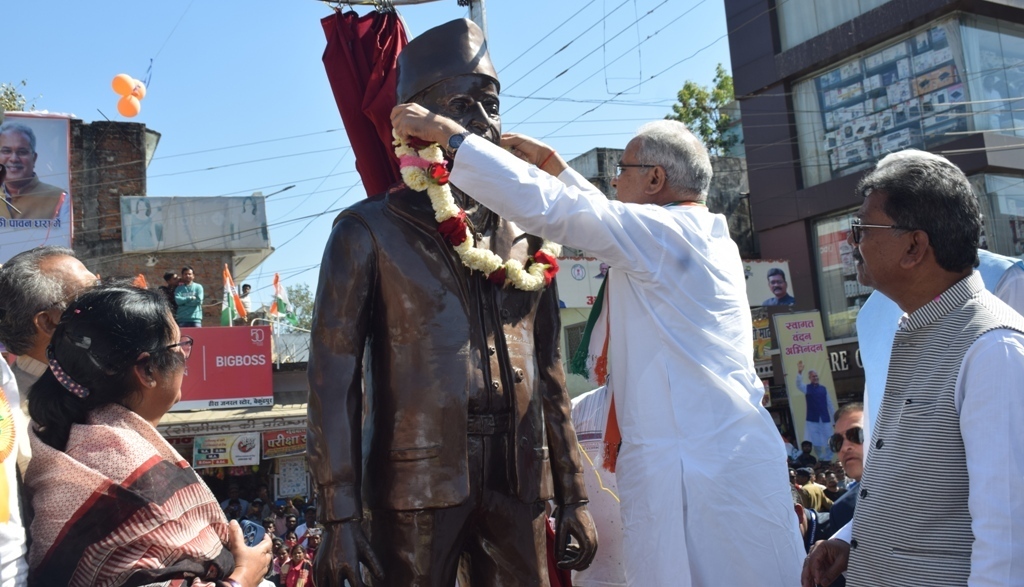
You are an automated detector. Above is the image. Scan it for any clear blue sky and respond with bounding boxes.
[6,0,730,307]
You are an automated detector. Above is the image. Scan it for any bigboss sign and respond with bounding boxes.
[172,326,273,411]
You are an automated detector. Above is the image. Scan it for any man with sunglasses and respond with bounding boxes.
[825,403,864,536]
[802,151,1024,587]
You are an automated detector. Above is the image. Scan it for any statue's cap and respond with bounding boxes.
[397,19,499,104]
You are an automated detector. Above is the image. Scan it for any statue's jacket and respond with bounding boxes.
[307,186,588,521]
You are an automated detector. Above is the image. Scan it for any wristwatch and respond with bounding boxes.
[447,131,471,154]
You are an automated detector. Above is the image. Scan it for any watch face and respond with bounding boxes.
[448,133,467,151]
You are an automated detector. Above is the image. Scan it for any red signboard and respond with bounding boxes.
[262,429,307,459]
[172,326,273,411]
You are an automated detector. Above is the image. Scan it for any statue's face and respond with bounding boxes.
[414,74,501,146]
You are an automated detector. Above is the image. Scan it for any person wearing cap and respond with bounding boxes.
[795,468,832,512]
[308,19,596,587]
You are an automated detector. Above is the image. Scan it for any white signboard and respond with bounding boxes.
[275,456,309,499]
[555,257,608,309]
[121,195,269,253]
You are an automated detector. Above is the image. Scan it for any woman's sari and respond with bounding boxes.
[25,404,233,587]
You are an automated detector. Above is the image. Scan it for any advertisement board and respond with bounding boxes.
[555,257,608,309]
[262,429,306,459]
[121,195,269,253]
[275,456,309,499]
[0,113,72,262]
[773,311,841,463]
[192,432,261,469]
[173,325,273,411]
[744,259,796,307]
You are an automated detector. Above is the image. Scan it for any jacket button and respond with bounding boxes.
[850,539,858,549]
[491,380,500,390]
[476,232,484,241]
[875,438,884,449]
[514,368,524,382]
[860,488,868,498]
[519,437,528,447]
[488,346,496,356]
[500,309,510,319]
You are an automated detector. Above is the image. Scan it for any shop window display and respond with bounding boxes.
[795,19,968,187]
[812,210,871,340]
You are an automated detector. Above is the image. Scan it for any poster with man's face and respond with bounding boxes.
[0,113,72,262]
[744,260,796,307]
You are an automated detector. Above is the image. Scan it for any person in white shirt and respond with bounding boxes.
[802,150,1024,587]
[570,387,626,587]
[391,108,804,586]
[0,360,27,587]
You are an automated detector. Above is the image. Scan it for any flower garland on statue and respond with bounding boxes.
[393,131,560,291]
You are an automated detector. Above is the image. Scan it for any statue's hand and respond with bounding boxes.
[554,502,598,571]
[314,520,383,587]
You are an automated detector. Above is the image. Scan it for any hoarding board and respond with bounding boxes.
[192,432,261,469]
[0,113,72,261]
[173,325,273,411]
[121,195,269,253]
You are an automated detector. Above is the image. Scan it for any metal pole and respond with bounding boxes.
[469,0,487,38]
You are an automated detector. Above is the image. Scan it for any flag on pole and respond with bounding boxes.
[221,264,247,326]
[269,273,298,326]
[132,274,148,289]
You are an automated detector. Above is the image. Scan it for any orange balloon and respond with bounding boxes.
[117,95,141,117]
[131,80,146,100]
[112,73,134,96]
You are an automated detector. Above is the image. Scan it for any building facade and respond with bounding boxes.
[727,0,1024,401]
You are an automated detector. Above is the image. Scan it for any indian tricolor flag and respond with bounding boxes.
[269,273,298,326]
[221,264,247,326]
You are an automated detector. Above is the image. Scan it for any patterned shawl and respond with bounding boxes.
[25,404,233,587]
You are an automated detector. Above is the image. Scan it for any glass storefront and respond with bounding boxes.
[794,19,966,188]
[794,15,1024,189]
[812,210,871,340]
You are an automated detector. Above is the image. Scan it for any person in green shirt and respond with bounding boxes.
[173,266,204,327]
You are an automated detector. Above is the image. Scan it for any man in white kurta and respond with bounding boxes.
[391,108,804,586]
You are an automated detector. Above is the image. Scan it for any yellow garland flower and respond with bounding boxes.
[393,132,558,292]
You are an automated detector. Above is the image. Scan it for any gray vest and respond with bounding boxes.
[847,273,1024,587]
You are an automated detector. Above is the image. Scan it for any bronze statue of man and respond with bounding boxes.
[308,18,597,587]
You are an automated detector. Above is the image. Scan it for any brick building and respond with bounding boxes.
[69,119,253,325]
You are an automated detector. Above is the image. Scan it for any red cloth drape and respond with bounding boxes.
[321,10,408,197]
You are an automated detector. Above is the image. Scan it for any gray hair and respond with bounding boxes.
[858,152,979,273]
[0,123,37,153]
[0,246,78,355]
[633,120,713,198]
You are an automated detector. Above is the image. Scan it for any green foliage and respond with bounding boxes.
[667,64,737,156]
[286,283,314,330]
[0,81,37,113]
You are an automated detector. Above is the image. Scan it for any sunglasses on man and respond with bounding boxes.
[828,426,864,453]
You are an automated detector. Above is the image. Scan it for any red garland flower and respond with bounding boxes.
[487,267,508,286]
[428,162,450,185]
[533,250,560,286]
[405,135,434,150]
[438,210,469,246]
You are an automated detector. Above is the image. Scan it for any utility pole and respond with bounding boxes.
[468,0,487,37]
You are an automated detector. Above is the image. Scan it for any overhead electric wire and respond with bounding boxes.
[508,0,708,127]
[502,0,673,116]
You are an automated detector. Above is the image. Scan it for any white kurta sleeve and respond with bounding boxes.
[955,329,1024,587]
[451,135,676,278]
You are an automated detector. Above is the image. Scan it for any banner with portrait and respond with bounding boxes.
[774,311,840,463]
[0,113,72,262]
[121,195,269,253]
[745,259,796,307]
[555,256,609,309]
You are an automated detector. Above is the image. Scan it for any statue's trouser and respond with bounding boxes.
[368,426,549,587]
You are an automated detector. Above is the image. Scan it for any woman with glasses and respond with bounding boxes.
[23,286,272,587]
